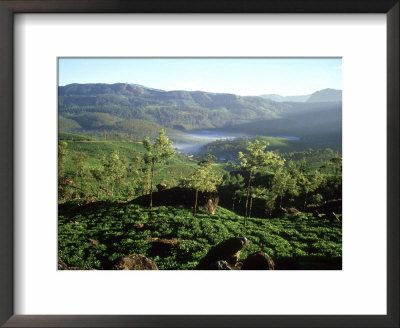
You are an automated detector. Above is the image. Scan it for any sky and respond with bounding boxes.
[58,58,342,96]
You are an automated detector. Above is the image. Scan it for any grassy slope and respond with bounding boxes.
[60,133,204,191]
[58,202,342,270]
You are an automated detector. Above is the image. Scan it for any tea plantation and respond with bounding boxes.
[58,202,342,270]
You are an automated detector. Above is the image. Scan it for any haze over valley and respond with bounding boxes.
[58,83,342,155]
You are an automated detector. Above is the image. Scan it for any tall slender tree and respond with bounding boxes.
[238,140,284,226]
[271,167,292,209]
[101,151,126,199]
[142,130,175,209]
[297,171,324,210]
[221,174,245,212]
[72,151,88,198]
[89,165,104,198]
[184,154,222,216]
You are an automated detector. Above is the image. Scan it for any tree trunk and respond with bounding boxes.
[249,197,253,220]
[149,164,155,209]
[194,190,198,216]
[244,171,253,226]
[280,195,283,208]
[303,193,308,210]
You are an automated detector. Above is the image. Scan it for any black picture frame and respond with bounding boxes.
[0,1,398,327]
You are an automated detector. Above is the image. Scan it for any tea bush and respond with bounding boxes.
[59,202,342,270]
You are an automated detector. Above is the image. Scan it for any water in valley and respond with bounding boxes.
[171,130,299,154]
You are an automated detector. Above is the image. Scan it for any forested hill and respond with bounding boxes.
[59,83,340,130]
[58,83,292,130]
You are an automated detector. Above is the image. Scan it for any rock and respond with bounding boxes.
[204,260,232,270]
[156,183,167,192]
[287,207,300,214]
[242,251,275,270]
[88,238,99,246]
[58,257,69,270]
[79,196,98,206]
[203,198,219,215]
[133,186,220,214]
[133,222,144,229]
[112,254,158,270]
[202,260,243,270]
[230,262,244,270]
[58,257,96,270]
[196,236,249,269]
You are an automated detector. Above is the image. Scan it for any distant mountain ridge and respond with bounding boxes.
[260,88,341,103]
[306,88,342,103]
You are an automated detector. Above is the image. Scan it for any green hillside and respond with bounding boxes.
[60,133,198,192]
[58,83,288,131]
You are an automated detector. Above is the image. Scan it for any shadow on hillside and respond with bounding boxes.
[274,256,342,270]
[132,186,219,214]
[58,199,130,216]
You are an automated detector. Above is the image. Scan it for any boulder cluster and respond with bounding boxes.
[112,254,158,270]
[196,236,274,270]
[58,236,275,271]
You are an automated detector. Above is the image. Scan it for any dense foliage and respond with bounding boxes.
[197,134,341,160]
[59,203,342,270]
[58,130,342,270]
